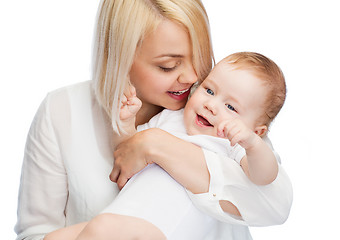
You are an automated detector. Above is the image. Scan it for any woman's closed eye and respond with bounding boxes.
[159,66,177,72]
[159,60,181,72]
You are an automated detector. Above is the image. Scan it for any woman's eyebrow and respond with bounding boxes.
[155,54,184,58]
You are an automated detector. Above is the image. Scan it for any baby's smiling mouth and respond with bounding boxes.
[197,114,213,127]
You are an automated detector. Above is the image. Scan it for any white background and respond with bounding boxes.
[1,0,339,239]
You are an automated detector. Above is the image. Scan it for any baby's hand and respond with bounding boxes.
[217,118,257,150]
[120,85,142,121]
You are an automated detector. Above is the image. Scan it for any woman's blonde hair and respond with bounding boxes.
[92,0,214,132]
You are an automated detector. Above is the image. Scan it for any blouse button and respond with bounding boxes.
[213,193,216,197]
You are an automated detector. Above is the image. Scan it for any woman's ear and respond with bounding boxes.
[254,125,268,137]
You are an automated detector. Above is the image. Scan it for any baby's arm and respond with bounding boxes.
[218,118,278,185]
[113,85,142,146]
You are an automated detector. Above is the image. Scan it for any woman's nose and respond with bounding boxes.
[178,64,198,85]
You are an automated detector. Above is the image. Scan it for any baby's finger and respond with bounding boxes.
[129,85,137,97]
[217,122,226,137]
[130,96,142,108]
[226,125,241,143]
[217,119,233,137]
[123,83,137,99]
[229,132,242,146]
[121,94,128,106]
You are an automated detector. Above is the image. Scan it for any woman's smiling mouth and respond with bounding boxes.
[167,88,190,100]
[168,88,190,95]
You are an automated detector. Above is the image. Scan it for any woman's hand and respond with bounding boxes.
[110,128,210,193]
[110,130,151,189]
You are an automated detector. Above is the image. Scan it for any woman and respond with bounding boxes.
[15,0,292,239]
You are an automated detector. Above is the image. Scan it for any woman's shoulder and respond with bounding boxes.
[38,80,98,128]
[44,80,95,109]
[47,80,93,99]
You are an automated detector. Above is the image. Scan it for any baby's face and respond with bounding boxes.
[183,62,267,137]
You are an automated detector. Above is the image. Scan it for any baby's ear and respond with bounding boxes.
[254,125,268,137]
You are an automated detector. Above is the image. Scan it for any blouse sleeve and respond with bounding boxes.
[186,149,293,227]
[15,93,68,240]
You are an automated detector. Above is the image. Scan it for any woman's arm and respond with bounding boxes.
[111,128,292,226]
[111,128,210,194]
[15,94,68,240]
[111,128,241,217]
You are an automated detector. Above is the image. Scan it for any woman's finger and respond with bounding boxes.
[117,175,129,190]
[109,166,120,183]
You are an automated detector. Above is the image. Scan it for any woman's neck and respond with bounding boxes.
[135,103,164,127]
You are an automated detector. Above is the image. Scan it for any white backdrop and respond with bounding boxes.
[1,0,339,239]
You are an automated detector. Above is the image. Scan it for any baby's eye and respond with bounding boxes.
[206,88,214,95]
[226,104,236,112]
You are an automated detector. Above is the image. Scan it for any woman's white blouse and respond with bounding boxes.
[15,81,293,240]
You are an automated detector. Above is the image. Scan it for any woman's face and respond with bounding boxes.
[129,19,197,112]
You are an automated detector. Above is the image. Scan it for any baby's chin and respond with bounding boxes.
[184,125,195,136]
[186,127,203,136]
[187,127,220,138]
